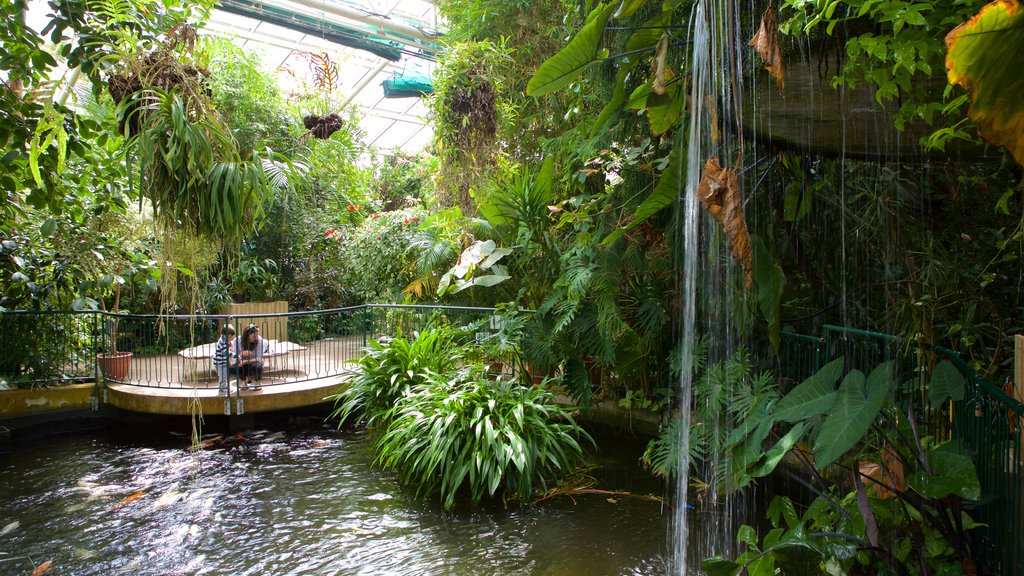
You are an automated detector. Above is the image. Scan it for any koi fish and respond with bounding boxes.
[112,491,146,509]
[29,561,52,575]
[0,521,18,535]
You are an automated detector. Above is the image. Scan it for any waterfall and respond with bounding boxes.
[673,0,748,572]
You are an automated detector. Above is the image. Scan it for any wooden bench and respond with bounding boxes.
[178,339,307,380]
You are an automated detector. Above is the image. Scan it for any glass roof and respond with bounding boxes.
[203,0,442,153]
[26,0,442,154]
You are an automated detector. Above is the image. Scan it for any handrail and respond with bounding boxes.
[822,324,1024,414]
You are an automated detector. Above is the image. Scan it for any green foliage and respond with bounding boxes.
[0,0,102,216]
[331,322,591,509]
[375,368,592,509]
[332,208,425,304]
[200,37,295,157]
[706,358,985,573]
[776,0,985,149]
[133,89,267,242]
[526,2,618,97]
[428,39,511,207]
[436,239,511,296]
[329,326,463,429]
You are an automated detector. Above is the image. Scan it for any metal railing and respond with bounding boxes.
[0,305,517,392]
[781,326,1023,575]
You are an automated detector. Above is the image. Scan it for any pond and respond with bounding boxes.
[0,416,690,575]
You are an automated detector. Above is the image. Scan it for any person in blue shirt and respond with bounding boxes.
[213,324,236,395]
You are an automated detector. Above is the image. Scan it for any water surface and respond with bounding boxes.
[0,418,673,575]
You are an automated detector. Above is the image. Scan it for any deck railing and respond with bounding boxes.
[0,305,515,393]
[780,326,1023,575]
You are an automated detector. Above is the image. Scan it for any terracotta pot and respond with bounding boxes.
[525,363,557,385]
[97,351,133,382]
[486,361,504,380]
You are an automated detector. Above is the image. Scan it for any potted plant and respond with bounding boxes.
[77,208,156,382]
[95,273,132,381]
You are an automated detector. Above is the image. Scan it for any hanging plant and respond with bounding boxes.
[104,23,267,243]
[295,52,344,140]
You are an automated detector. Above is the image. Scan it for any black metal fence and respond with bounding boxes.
[0,305,517,392]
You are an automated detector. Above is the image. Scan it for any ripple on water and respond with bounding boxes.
[0,424,671,575]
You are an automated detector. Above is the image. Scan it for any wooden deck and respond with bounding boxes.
[102,337,363,416]
[105,373,355,416]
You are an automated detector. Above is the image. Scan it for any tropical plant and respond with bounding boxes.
[333,207,426,304]
[699,357,986,574]
[329,326,464,428]
[374,367,592,509]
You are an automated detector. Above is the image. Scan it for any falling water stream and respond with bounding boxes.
[674,0,757,572]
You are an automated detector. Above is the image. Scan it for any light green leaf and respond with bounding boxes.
[626,10,671,53]
[813,361,894,468]
[746,423,805,479]
[747,554,775,576]
[626,83,652,109]
[646,83,684,135]
[619,0,647,19]
[527,2,618,96]
[737,524,758,547]
[928,360,965,409]
[772,357,844,423]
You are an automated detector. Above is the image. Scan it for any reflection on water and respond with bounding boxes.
[0,419,673,575]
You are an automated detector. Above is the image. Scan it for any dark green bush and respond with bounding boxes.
[330,324,591,509]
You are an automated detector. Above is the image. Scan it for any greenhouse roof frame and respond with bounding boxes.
[202,0,443,153]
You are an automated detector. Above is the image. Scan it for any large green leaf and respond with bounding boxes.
[945,0,1024,166]
[701,557,742,576]
[626,10,672,53]
[590,64,634,137]
[619,0,648,19]
[772,357,844,423]
[813,361,894,468]
[745,423,806,480]
[646,82,685,135]
[908,445,981,501]
[752,236,785,350]
[928,359,966,409]
[526,2,618,96]
[601,142,683,246]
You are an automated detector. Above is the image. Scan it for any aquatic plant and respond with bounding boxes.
[374,367,592,509]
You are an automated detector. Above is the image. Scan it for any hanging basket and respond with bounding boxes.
[303,113,343,139]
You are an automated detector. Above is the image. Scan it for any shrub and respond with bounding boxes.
[334,207,424,303]
[375,368,592,509]
[329,327,463,428]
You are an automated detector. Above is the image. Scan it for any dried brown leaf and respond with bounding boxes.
[748,4,785,89]
[697,157,753,289]
[652,33,669,95]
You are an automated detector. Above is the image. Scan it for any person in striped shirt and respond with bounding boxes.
[214,324,237,394]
